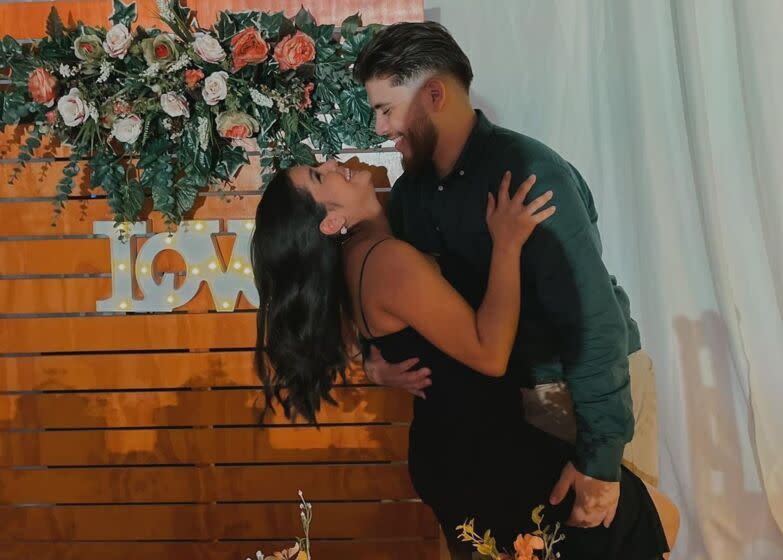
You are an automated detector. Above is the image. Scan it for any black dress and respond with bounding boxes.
[358,241,670,559]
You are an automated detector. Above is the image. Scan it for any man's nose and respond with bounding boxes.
[375,115,389,137]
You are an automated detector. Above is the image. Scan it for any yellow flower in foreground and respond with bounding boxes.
[476,532,499,557]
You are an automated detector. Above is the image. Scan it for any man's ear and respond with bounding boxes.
[319,211,346,236]
[423,77,447,111]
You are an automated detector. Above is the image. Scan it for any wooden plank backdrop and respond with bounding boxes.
[0,2,440,559]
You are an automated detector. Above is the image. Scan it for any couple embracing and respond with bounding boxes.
[251,22,678,560]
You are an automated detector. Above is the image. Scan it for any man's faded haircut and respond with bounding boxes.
[353,21,473,91]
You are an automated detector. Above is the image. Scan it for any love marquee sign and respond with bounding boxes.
[95,220,258,313]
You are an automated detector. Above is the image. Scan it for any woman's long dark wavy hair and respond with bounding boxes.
[251,169,349,424]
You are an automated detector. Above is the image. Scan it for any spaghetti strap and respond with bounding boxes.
[358,237,393,338]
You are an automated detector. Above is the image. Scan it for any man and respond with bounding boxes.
[353,21,659,533]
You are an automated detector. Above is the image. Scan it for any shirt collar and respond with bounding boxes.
[441,109,494,183]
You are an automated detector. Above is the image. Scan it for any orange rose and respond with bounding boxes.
[185,68,205,89]
[216,111,259,140]
[28,68,58,107]
[274,31,315,71]
[299,82,315,110]
[230,27,269,73]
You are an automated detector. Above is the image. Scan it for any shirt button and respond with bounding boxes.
[459,170,465,176]
[435,226,441,232]
[437,185,444,191]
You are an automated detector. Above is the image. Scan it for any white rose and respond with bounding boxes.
[103,24,132,59]
[202,71,228,106]
[160,92,190,118]
[57,88,88,127]
[112,114,143,144]
[193,33,226,64]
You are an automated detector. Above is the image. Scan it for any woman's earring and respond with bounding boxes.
[340,226,348,235]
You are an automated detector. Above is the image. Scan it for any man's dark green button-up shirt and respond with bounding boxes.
[387,110,641,482]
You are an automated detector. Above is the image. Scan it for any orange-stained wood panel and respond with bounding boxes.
[0,311,256,353]
[0,501,438,540]
[0,351,367,391]
[0,541,440,560]
[0,0,163,38]
[0,463,417,503]
[0,387,412,428]
[0,0,423,38]
[0,424,410,466]
[0,239,111,275]
[187,0,423,28]
[0,195,260,236]
[0,277,260,314]
[0,160,91,198]
[0,126,69,159]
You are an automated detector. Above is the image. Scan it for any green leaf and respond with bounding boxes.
[109,0,138,28]
[340,13,361,40]
[278,17,296,41]
[313,24,335,45]
[90,153,144,223]
[137,137,169,168]
[315,43,337,64]
[338,86,371,124]
[25,136,41,150]
[281,111,300,140]
[214,144,248,181]
[296,62,315,80]
[46,7,65,40]
[343,26,382,61]
[0,35,23,67]
[52,148,85,212]
[254,11,283,40]
[213,11,237,41]
[138,137,176,220]
[288,141,317,166]
[294,7,316,34]
[174,181,199,216]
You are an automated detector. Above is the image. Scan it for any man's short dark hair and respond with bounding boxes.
[353,22,473,90]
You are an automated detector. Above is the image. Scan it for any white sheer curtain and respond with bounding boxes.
[426,1,783,558]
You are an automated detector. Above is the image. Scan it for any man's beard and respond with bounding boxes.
[401,112,438,175]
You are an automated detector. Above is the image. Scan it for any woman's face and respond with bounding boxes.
[288,160,376,231]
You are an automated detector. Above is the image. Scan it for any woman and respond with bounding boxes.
[251,160,678,559]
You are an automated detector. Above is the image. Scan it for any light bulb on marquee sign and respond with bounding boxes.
[94,220,259,313]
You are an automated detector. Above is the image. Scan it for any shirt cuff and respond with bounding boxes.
[574,438,626,482]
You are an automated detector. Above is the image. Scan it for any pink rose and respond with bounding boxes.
[274,31,315,71]
[57,88,88,127]
[28,68,58,107]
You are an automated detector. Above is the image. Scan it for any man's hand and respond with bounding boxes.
[549,461,620,528]
[364,345,432,398]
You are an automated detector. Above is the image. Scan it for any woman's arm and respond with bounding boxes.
[368,173,554,376]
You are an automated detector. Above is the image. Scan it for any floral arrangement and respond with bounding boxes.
[0,0,383,225]
[457,505,566,560]
[245,491,312,560]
